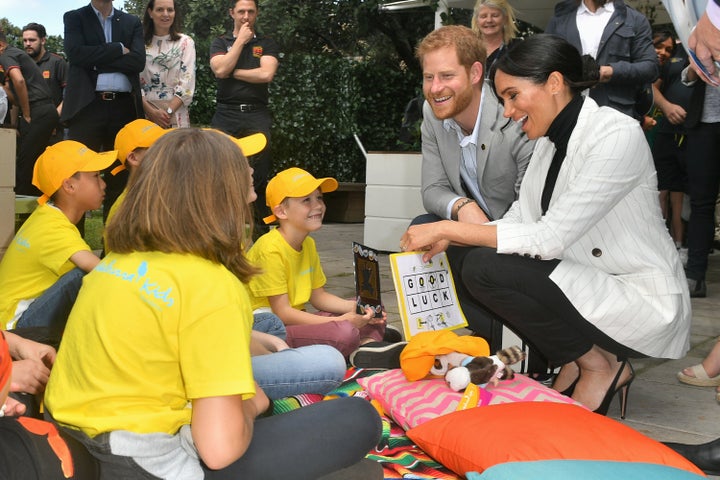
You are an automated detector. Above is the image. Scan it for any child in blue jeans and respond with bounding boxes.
[0,141,116,332]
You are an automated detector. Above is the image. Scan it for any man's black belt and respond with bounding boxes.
[96,91,132,101]
[218,103,260,112]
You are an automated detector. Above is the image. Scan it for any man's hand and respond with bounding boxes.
[457,201,489,225]
[688,12,720,85]
[236,22,254,46]
[599,65,613,83]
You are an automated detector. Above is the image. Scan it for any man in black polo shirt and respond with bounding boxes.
[0,30,58,196]
[210,0,279,237]
[22,23,67,145]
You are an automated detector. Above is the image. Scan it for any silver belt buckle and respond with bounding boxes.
[100,92,116,101]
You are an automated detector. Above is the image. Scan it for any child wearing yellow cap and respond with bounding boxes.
[247,167,396,359]
[104,119,172,228]
[44,130,381,479]
[0,140,116,331]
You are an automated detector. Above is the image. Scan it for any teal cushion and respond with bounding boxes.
[467,460,707,480]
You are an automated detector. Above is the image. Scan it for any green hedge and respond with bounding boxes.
[190,51,421,182]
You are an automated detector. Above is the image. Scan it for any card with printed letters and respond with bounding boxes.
[389,251,468,339]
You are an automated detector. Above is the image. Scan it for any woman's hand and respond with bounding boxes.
[143,101,171,128]
[401,222,451,262]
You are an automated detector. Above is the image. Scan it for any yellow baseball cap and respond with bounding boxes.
[113,119,171,175]
[32,140,118,205]
[263,167,338,224]
[202,129,267,157]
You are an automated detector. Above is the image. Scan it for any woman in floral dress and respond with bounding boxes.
[141,0,196,128]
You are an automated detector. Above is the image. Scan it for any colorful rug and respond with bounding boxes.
[272,367,460,479]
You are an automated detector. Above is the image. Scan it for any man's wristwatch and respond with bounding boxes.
[166,107,174,115]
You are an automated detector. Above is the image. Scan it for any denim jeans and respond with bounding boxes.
[15,267,85,331]
[252,311,287,340]
[251,344,346,399]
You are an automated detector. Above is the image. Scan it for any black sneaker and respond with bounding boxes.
[382,324,403,343]
[349,341,408,369]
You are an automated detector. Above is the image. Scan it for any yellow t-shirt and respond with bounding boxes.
[44,251,255,438]
[247,228,327,310]
[0,203,90,329]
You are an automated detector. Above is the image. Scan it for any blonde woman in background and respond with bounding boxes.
[141,0,196,128]
[471,0,519,77]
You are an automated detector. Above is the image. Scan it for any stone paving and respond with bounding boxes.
[312,222,720,476]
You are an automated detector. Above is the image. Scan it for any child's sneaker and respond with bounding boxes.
[382,324,403,343]
[349,341,407,369]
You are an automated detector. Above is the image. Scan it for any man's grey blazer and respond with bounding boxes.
[421,83,534,221]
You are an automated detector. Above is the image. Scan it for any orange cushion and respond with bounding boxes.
[406,402,705,477]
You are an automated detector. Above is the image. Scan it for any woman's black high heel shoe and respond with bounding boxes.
[552,365,580,396]
[559,378,579,397]
[551,375,579,396]
[593,360,635,419]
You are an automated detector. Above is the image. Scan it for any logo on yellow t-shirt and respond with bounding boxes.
[96,259,175,308]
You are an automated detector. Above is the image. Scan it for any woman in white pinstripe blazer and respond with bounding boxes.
[401,35,691,417]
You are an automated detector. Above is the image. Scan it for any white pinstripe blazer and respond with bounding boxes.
[494,98,691,359]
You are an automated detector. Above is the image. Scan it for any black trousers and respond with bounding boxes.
[459,247,643,366]
[212,103,272,237]
[66,94,140,221]
[52,397,381,480]
[16,102,59,196]
[685,122,720,282]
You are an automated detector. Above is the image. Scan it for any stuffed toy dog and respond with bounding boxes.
[438,346,526,391]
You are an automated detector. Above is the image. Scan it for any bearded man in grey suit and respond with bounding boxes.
[412,25,534,344]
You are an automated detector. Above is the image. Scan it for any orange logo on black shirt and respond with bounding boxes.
[253,46,263,58]
[43,70,50,79]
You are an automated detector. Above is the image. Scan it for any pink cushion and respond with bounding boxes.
[358,369,581,430]
[486,373,582,406]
